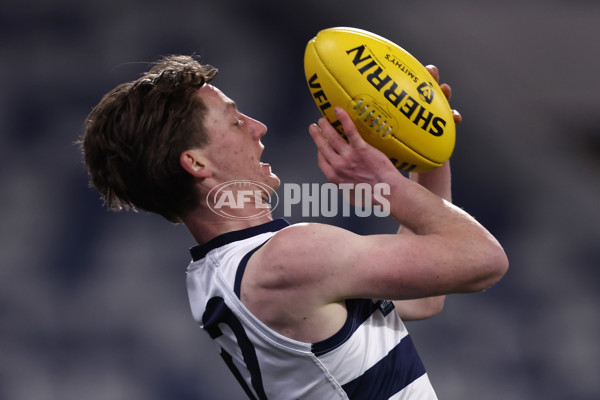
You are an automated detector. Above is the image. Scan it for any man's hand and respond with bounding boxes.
[308,106,400,206]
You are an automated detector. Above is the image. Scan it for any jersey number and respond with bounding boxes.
[203,296,268,400]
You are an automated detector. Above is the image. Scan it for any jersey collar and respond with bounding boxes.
[189,218,290,261]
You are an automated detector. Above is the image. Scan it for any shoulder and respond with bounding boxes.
[260,222,363,269]
[246,222,358,290]
[270,222,357,249]
[241,223,356,341]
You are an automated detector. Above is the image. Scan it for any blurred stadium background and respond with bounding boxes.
[1,0,599,399]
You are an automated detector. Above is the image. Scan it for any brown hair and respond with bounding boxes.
[81,55,218,222]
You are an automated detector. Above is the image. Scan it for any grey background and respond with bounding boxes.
[1,0,599,399]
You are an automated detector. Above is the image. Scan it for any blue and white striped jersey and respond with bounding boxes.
[186,219,437,399]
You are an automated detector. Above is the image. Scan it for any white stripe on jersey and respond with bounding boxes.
[316,302,409,385]
[388,374,437,400]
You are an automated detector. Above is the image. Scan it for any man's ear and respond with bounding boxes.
[180,150,212,178]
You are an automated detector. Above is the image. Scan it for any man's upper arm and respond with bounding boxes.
[253,222,459,305]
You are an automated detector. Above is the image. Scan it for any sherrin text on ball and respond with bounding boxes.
[304,27,455,172]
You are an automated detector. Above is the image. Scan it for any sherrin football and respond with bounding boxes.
[304,27,455,172]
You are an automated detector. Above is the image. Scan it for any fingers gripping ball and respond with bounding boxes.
[304,27,456,172]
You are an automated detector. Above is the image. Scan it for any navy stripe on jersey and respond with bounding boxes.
[190,218,289,261]
[341,335,426,400]
[234,241,270,297]
[202,297,268,400]
[312,299,389,356]
[220,350,259,400]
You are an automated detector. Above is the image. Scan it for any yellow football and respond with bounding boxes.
[304,27,455,172]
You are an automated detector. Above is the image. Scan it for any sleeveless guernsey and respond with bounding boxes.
[186,219,437,399]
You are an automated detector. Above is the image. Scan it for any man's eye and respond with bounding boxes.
[234,119,244,127]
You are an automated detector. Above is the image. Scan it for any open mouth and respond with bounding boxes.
[259,147,269,167]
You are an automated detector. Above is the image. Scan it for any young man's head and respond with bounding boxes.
[180,84,280,201]
[82,55,218,222]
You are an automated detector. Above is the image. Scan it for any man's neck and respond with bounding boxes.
[183,208,274,245]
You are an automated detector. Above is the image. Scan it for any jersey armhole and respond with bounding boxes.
[233,239,270,298]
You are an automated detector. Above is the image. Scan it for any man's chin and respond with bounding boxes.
[266,174,281,193]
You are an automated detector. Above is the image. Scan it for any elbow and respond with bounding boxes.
[473,242,509,292]
[490,242,510,283]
